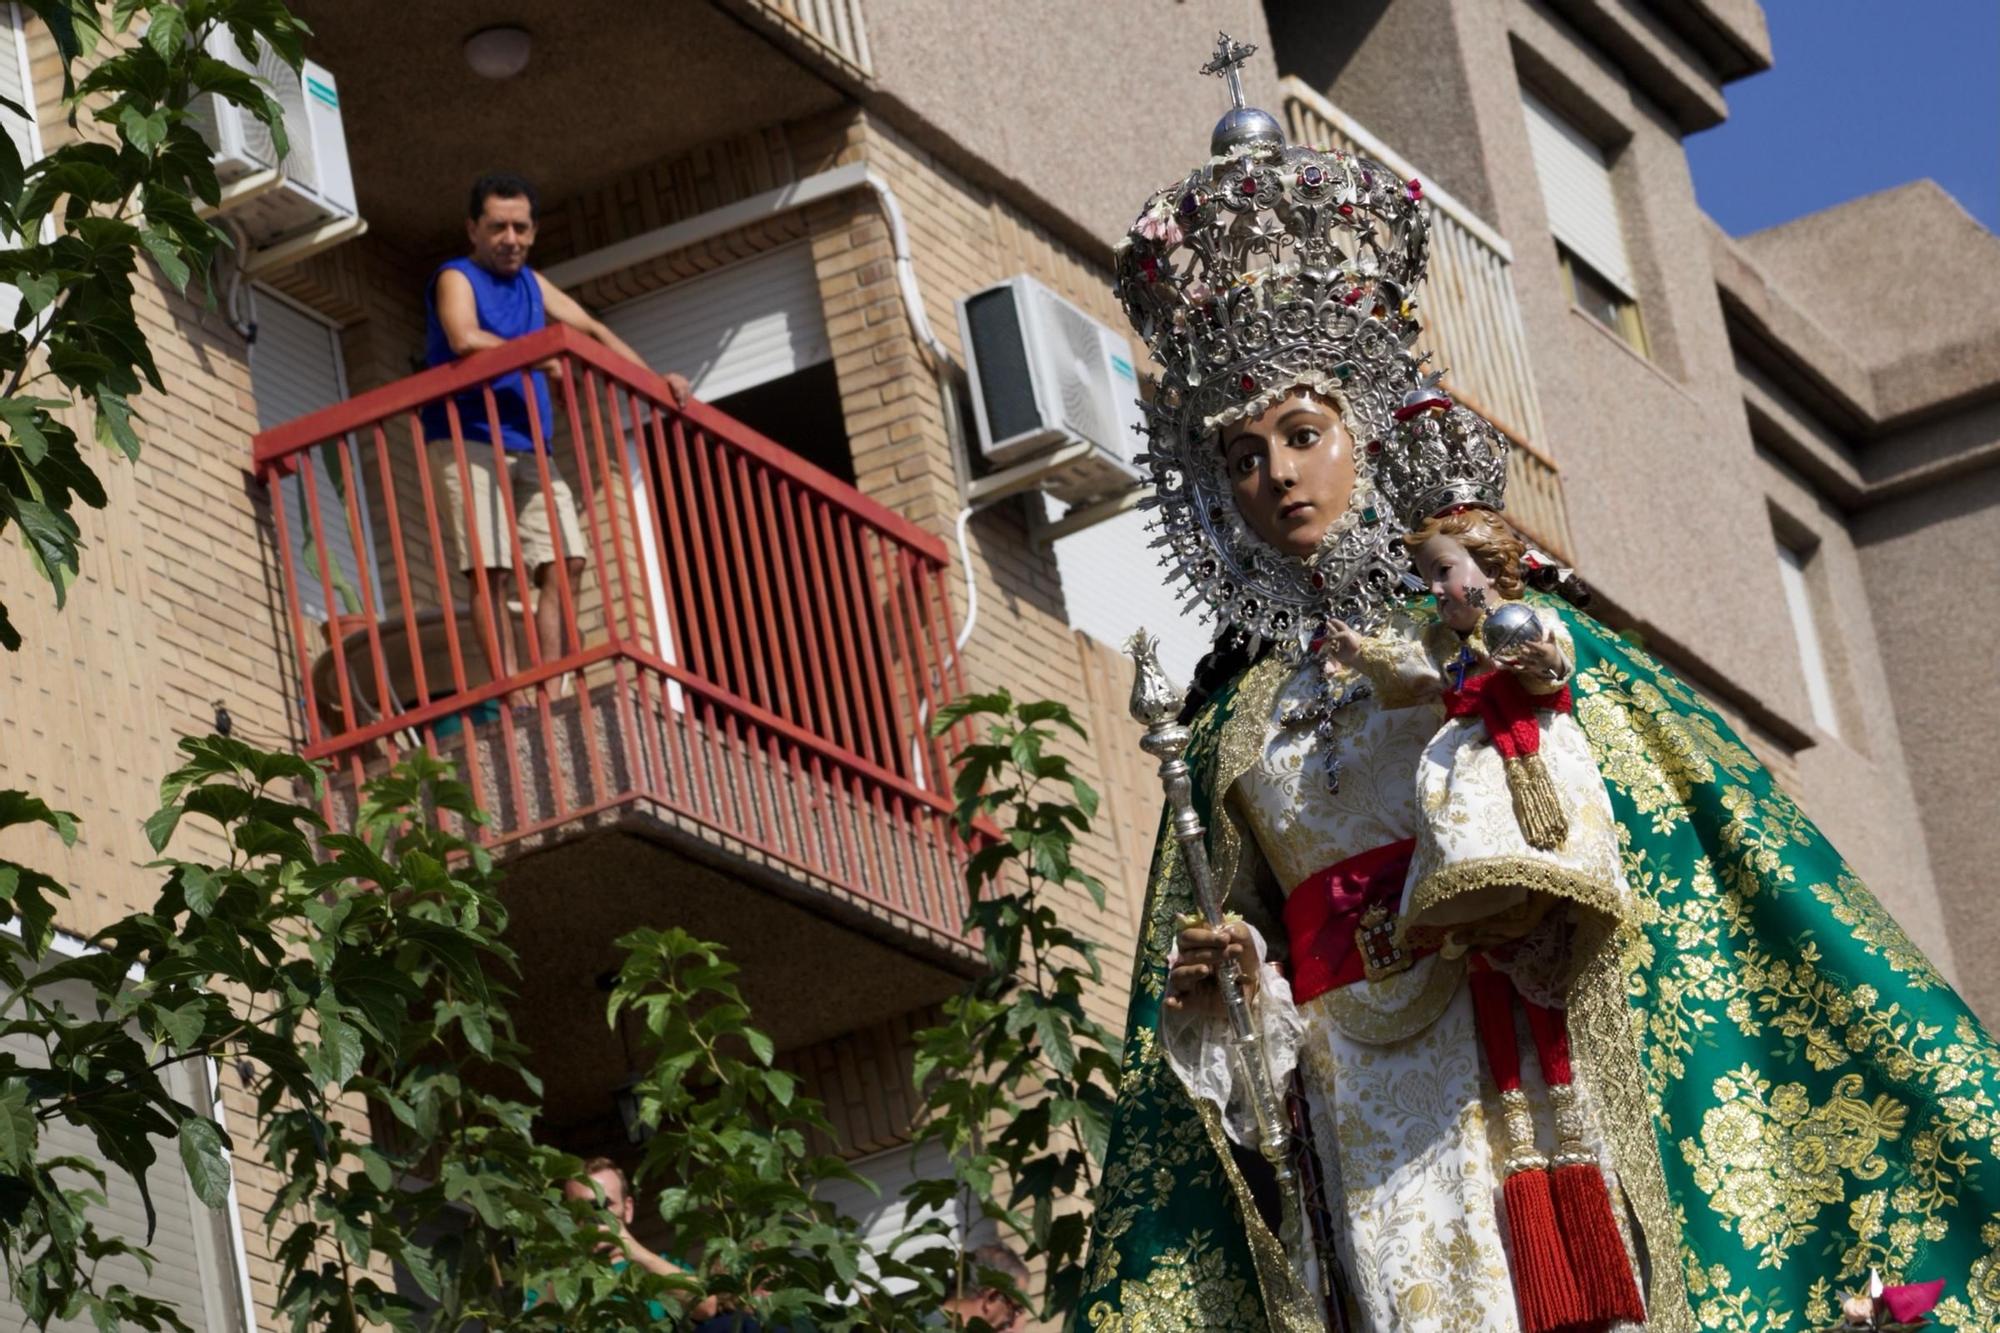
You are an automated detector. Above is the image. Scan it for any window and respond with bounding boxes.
[600,242,835,412]
[0,945,253,1333]
[813,1139,981,1299]
[600,244,864,724]
[1520,89,1647,352]
[251,287,382,622]
[1557,245,1647,351]
[1775,541,1841,737]
[0,2,44,329]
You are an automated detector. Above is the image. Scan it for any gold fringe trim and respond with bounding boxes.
[1505,752,1570,850]
[1568,938,1699,1333]
[1402,857,1635,939]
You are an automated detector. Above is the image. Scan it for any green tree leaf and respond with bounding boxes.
[176,1115,229,1210]
[0,1084,37,1170]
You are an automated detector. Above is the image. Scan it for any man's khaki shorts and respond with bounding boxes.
[426,441,587,574]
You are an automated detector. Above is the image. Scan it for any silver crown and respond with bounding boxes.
[1117,34,1440,642]
[1376,383,1511,529]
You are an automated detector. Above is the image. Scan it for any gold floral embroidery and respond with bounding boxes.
[1347,615,1445,709]
[1679,1068,1908,1267]
[1317,952,1465,1045]
[1573,663,1757,830]
[1812,868,1946,990]
[1680,1249,1798,1330]
[1084,1235,1265,1331]
[1389,1216,1514,1333]
[1964,1220,2000,1324]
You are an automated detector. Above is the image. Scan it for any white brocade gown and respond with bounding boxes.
[1163,632,1641,1333]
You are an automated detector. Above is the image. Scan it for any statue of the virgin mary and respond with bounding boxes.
[1081,35,2000,1333]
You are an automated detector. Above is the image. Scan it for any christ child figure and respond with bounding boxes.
[1325,506,1630,972]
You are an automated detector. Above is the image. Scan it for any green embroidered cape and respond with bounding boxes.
[1080,599,2000,1332]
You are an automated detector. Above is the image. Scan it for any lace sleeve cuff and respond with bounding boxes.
[1159,924,1307,1147]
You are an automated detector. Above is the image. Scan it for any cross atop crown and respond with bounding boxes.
[1200,31,1258,110]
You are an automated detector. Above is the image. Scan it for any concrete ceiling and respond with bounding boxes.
[289,0,843,248]
[492,826,966,1133]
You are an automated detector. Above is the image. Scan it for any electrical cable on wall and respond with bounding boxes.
[221,217,257,344]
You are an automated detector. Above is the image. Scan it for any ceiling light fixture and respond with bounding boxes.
[463,25,532,80]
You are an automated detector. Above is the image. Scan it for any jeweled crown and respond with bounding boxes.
[1113,63,1431,439]
[1376,378,1512,528]
[1116,34,1444,642]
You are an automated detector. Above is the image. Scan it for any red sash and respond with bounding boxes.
[1282,838,1418,1005]
[1439,668,1571,757]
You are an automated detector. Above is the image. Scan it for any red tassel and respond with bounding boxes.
[1552,1161,1645,1325]
[1502,1168,1585,1333]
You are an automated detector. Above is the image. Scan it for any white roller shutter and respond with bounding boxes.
[814,1140,973,1299]
[600,242,830,401]
[1047,498,1212,686]
[0,979,246,1333]
[1521,90,1636,297]
[252,287,380,619]
[0,3,43,330]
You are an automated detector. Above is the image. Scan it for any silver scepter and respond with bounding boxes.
[1126,630,1312,1279]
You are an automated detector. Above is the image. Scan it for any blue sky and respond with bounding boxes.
[1685,0,2000,237]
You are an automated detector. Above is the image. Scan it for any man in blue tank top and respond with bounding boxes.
[423,172,691,687]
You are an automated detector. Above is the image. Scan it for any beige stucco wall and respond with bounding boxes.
[1753,451,1952,967]
[859,0,1270,244]
[1857,462,2000,1025]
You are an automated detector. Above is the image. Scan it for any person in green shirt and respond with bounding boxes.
[550,1156,721,1326]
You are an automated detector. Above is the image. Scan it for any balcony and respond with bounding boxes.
[252,329,983,1095]
[1282,79,1576,562]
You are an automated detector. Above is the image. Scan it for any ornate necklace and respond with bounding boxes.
[1278,649,1373,794]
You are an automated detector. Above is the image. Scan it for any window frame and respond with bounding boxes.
[250,283,385,624]
[1773,536,1843,739]
[1556,242,1649,354]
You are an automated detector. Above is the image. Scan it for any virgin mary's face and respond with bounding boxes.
[1221,389,1356,558]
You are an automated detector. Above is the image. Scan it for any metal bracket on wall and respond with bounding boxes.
[1035,486,1145,547]
[962,439,1097,506]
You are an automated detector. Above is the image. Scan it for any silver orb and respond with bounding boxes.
[1481,602,1544,657]
[1211,105,1286,156]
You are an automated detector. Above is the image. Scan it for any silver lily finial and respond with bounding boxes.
[1126,630,1186,727]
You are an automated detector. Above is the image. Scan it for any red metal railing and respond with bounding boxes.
[252,324,976,945]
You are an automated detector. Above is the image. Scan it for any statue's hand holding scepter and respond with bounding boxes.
[1127,630,1316,1304]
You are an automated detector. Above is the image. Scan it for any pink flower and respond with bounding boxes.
[1183,280,1214,306]
[1406,177,1424,201]
[1881,1278,1945,1322]
[1136,211,1183,246]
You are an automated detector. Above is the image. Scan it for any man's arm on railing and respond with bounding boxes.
[434,267,512,357]
[535,273,691,405]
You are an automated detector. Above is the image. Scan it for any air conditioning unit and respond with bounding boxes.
[189,32,360,264]
[956,275,1145,504]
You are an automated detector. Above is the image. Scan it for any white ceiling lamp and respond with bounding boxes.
[463,25,532,80]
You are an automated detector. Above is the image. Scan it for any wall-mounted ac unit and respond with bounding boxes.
[189,32,361,270]
[956,275,1145,505]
